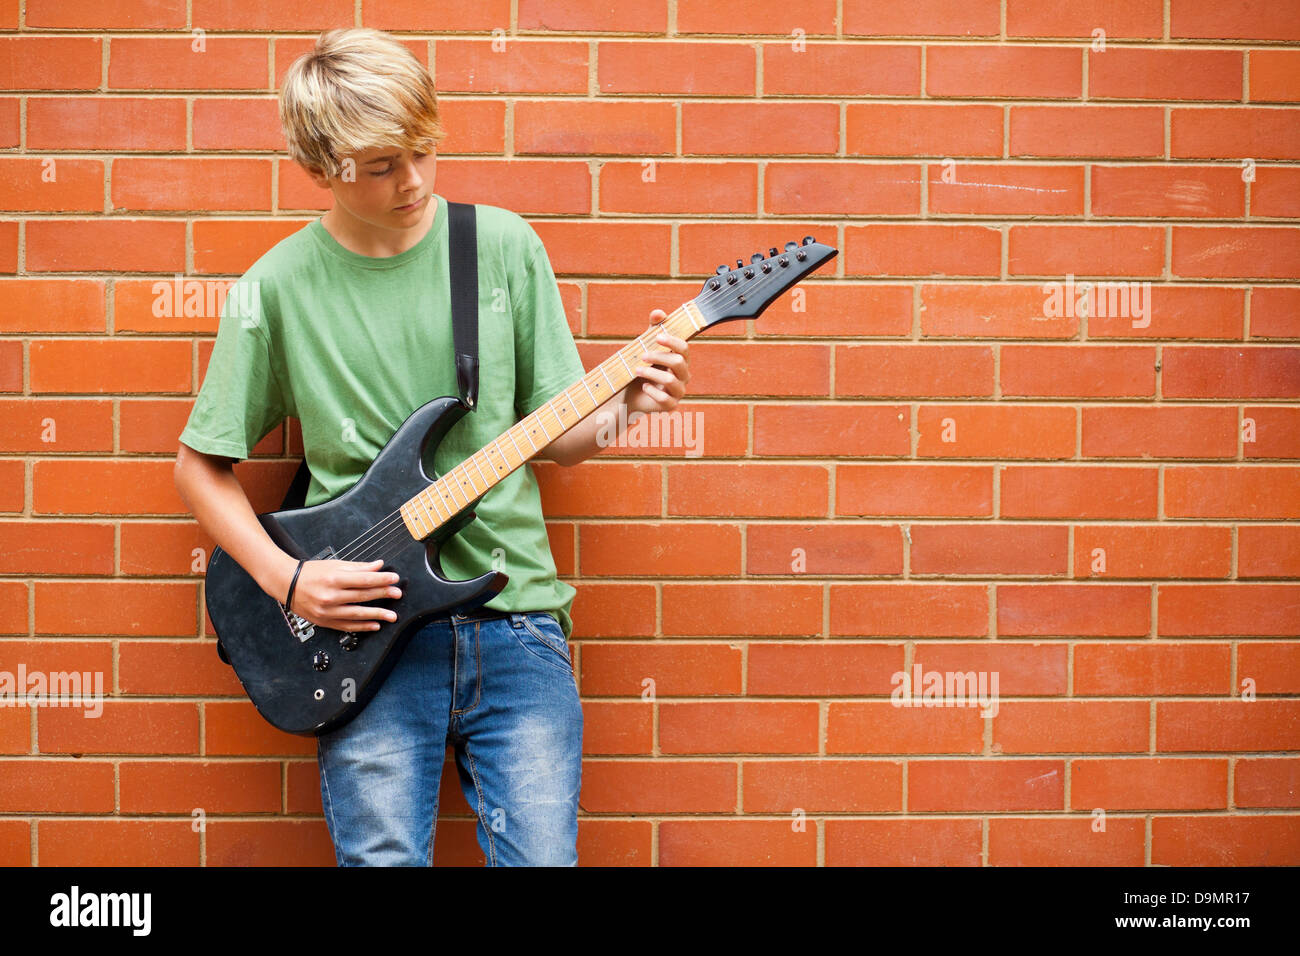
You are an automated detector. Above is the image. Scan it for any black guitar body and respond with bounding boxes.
[204,396,507,737]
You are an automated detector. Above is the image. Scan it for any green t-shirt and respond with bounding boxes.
[179,193,586,639]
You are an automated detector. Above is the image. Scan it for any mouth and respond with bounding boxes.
[394,196,425,212]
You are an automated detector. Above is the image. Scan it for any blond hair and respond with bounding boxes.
[279,27,446,178]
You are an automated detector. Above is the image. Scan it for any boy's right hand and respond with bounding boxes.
[286,558,402,632]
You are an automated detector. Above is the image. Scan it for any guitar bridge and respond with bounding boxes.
[279,546,335,642]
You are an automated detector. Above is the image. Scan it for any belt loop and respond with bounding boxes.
[508,612,523,628]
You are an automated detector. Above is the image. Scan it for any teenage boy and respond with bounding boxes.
[173,27,690,866]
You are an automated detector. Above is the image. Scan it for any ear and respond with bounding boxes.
[301,163,332,190]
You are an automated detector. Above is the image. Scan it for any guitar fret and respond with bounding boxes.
[415,493,436,530]
[442,476,465,510]
[545,398,563,429]
[519,420,539,452]
[468,453,490,486]
[505,429,525,460]
[580,377,597,405]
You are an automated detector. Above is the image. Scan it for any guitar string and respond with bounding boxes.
[322,267,782,566]
[293,252,817,575]
[317,273,756,566]
[319,256,813,569]
[327,255,820,568]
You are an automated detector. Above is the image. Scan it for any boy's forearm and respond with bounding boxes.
[174,452,299,602]
[540,382,638,467]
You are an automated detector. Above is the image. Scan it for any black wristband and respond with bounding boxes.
[284,558,307,612]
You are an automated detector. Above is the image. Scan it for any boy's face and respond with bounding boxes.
[308,145,437,229]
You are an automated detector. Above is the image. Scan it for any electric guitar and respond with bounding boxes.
[204,236,838,735]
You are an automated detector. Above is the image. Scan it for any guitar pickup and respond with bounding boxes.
[278,545,335,642]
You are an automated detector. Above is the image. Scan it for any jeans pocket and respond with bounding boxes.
[515,612,573,672]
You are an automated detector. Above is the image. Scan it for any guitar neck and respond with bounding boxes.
[399,301,705,541]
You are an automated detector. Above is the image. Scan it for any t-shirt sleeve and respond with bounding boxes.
[512,232,586,420]
[178,277,288,460]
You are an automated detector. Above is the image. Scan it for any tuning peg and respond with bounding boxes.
[784,240,798,252]
[715,264,729,275]
[736,258,745,270]
[750,252,764,264]
[802,235,815,245]
[769,247,779,258]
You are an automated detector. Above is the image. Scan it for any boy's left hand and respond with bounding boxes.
[628,308,690,415]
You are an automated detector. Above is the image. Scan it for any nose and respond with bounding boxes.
[398,157,423,191]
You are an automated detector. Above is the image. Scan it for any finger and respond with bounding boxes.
[336,567,401,586]
[330,618,385,633]
[339,584,403,602]
[641,349,684,368]
[652,331,688,352]
[634,364,674,385]
[331,603,399,622]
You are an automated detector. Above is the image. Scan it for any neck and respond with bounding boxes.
[320,195,439,258]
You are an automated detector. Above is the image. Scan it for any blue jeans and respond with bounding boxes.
[316,607,583,866]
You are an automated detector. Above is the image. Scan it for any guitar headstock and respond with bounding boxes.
[692,236,838,329]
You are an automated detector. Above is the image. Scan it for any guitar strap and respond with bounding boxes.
[278,199,479,511]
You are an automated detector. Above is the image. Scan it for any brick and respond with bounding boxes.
[1073,524,1233,579]
[744,760,902,812]
[659,819,817,866]
[659,701,820,753]
[764,43,920,96]
[1001,465,1160,519]
[917,405,1076,459]
[746,641,904,695]
[929,163,1085,216]
[1092,164,1245,218]
[435,38,588,93]
[1075,642,1231,695]
[997,584,1151,636]
[1171,0,1300,41]
[1172,108,1300,160]
[1002,345,1157,397]
[846,224,1001,276]
[846,103,1004,158]
[1250,50,1300,102]
[1009,225,1165,277]
[515,100,676,155]
[1007,0,1163,38]
[837,463,994,518]
[108,37,268,91]
[579,641,743,696]
[1066,759,1227,811]
[909,759,1065,811]
[829,818,984,866]
[0,36,101,90]
[1167,465,1300,519]
[752,403,911,456]
[830,583,989,636]
[844,0,1000,36]
[766,162,920,215]
[1011,105,1164,158]
[597,40,753,95]
[683,101,839,155]
[1089,48,1242,101]
[910,523,1068,575]
[518,0,668,32]
[827,702,984,754]
[928,45,1082,98]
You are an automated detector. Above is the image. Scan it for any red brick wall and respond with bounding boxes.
[1,1,1298,866]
